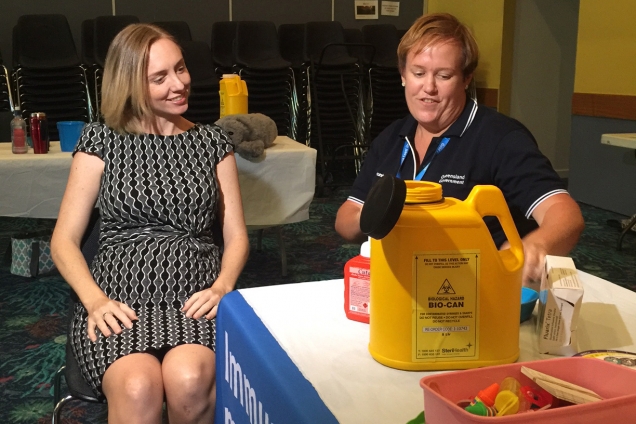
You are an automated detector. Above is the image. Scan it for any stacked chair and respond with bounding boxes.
[211,21,238,77]
[234,21,294,136]
[343,28,368,64]
[153,21,193,45]
[278,23,311,144]
[181,40,220,125]
[12,14,93,141]
[305,21,370,190]
[0,50,14,142]
[91,15,140,118]
[80,19,99,117]
[0,49,14,112]
[343,27,374,146]
[151,21,221,124]
[362,24,409,141]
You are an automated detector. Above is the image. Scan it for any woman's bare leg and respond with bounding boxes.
[162,344,216,424]
[102,352,164,424]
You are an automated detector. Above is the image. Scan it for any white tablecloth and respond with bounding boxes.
[0,141,70,218]
[0,136,316,226]
[239,272,636,424]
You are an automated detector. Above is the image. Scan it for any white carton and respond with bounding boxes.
[536,255,584,355]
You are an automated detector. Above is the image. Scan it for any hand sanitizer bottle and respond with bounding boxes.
[344,238,371,323]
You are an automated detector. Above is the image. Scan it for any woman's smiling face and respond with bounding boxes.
[401,41,471,135]
[146,38,191,119]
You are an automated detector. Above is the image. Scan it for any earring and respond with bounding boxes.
[401,82,405,87]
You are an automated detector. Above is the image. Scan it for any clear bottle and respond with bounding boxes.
[11,107,28,154]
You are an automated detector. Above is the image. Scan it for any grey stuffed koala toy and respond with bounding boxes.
[215,113,278,158]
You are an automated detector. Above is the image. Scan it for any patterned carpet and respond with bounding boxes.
[0,187,634,423]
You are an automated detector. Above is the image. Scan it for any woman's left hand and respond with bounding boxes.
[182,285,229,320]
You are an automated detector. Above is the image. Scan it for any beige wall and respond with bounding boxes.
[427,0,506,91]
[426,0,578,176]
[575,0,636,95]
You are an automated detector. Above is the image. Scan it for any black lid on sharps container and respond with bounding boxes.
[359,175,407,239]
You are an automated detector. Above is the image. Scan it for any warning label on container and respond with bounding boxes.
[412,250,480,361]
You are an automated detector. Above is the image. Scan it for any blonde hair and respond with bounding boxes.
[398,13,479,79]
[100,23,176,134]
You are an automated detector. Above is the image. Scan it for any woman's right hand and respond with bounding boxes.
[86,297,138,342]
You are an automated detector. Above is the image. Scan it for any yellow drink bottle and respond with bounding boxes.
[219,74,248,118]
[364,179,524,371]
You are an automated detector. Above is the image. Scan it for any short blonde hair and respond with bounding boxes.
[398,13,479,79]
[101,23,176,134]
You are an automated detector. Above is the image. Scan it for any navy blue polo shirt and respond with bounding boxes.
[349,98,568,247]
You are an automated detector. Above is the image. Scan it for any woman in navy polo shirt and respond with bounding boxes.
[335,13,584,288]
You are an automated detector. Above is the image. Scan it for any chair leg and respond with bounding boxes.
[617,214,636,251]
[53,365,66,407]
[257,229,264,251]
[52,394,74,424]
[276,227,287,277]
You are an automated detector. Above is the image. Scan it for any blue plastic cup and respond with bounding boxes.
[57,121,86,152]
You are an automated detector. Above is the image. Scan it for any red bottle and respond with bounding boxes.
[30,112,49,154]
[344,239,371,323]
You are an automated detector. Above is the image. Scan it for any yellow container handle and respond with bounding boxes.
[464,185,524,272]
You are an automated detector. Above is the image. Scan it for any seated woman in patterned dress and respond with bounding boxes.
[51,23,249,423]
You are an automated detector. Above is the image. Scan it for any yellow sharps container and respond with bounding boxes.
[362,177,524,371]
[219,74,248,118]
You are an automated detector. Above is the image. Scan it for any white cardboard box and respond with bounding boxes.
[536,255,584,355]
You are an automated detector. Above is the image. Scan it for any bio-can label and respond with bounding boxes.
[411,250,480,361]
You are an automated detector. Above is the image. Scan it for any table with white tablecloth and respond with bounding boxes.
[0,136,316,226]
[215,272,636,424]
[0,141,70,217]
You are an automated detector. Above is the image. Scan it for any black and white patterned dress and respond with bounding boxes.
[70,122,233,395]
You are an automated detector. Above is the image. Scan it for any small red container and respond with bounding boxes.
[344,240,370,323]
[30,112,49,154]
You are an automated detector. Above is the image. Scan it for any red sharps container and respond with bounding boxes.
[30,112,49,154]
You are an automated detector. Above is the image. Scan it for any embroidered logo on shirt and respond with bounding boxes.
[376,172,384,178]
[439,174,465,185]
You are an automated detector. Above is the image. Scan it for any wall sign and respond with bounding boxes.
[355,0,379,20]
[381,1,400,17]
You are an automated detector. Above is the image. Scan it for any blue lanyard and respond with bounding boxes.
[396,137,450,180]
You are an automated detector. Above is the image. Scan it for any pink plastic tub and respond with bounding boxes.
[420,357,636,423]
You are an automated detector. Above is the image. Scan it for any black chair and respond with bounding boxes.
[181,40,220,125]
[52,209,105,424]
[211,21,237,76]
[12,14,93,139]
[92,15,139,117]
[362,24,408,141]
[0,49,15,142]
[0,49,14,113]
[279,23,310,144]
[93,15,140,69]
[343,28,368,65]
[80,19,96,66]
[362,24,399,68]
[234,21,294,136]
[304,21,367,190]
[153,21,193,45]
[80,19,100,118]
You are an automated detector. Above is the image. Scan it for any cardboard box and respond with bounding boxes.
[536,255,583,355]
